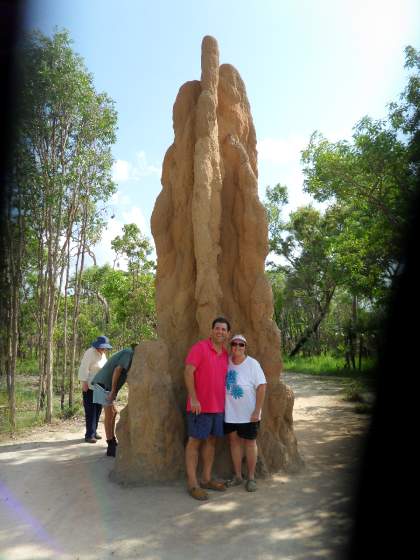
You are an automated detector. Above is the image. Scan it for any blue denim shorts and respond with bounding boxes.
[92,383,116,407]
[186,412,224,440]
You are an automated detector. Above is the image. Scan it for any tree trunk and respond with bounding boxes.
[69,205,87,408]
[61,243,70,409]
[36,235,47,414]
[289,286,336,357]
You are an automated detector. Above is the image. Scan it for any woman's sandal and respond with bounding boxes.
[225,476,244,487]
[200,480,226,491]
[188,486,209,501]
[245,479,257,492]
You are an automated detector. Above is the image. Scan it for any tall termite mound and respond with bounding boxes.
[110,36,303,485]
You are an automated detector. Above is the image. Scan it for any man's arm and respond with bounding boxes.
[184,363,201,414]
[250,383,267,422]
[108,365,123,402]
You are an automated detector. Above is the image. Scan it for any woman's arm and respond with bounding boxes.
[250,383,267,422]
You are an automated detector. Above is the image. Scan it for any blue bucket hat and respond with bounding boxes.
[92,335,112,349]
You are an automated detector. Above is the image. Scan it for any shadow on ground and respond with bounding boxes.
[0,372,370,560]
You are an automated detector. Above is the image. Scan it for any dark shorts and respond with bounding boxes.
[224,421,260,440]
[187,412,225,440]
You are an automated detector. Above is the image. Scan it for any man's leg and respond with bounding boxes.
[104,403,118,440]
[201,435,216,483]
[104,403,118,456]
[244,438,258,480]
[228,431,244,479]
[185,437,202,489]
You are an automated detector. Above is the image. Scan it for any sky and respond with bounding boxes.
[24,0,419,267]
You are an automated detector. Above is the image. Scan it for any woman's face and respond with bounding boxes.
[230,340,246,358]
[97,348,107,355]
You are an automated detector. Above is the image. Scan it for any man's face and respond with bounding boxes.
[211,322,229,345]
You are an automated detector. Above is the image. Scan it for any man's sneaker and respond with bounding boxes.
[94,433,102,440]
[85,437,97,444]
[106,438,117,457]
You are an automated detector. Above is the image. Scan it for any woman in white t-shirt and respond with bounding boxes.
[224,334,267,492]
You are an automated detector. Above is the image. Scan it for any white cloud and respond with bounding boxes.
[112,160,131,182]
[91,206,154,269]
[258,131,352,215]
[257,135,308,165]
[122,206,148,235]
[133,151,161,178]
[91,216,124,268]
[112,152,161,184]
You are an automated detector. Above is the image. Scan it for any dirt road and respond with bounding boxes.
[0,372,370,560]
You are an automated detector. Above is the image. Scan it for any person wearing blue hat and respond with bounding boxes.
[78,335,112,443]
[91,343,138,457]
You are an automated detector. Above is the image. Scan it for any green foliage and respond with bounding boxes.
[72,229,157,351]
[301,116,414,297]
[389,46,420,168]
[283,354,376,377]
[58,403,82,420]
[0,373,83,436]
[111,223,154,274]
[265,183,289,255]
[15,357,39,375]
[265,46,419,363]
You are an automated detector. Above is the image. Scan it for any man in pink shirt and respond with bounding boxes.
[184,316,231,500]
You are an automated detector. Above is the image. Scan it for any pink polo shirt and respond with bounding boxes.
[185,338,228,413]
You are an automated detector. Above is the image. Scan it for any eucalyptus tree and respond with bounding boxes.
[1,143,33,429]
[389,46,419,178]
[266,47,418,362]
[302,112,416,299]
[12,29,117,421]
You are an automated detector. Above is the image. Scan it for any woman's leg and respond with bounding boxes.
[228,431,244,479]
[244,438,258,480]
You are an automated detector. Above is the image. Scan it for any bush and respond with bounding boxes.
[58,404,82,420]
[342,380,365,402]
[354,403,373,414]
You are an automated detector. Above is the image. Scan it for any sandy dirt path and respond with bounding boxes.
[0,372,370,560]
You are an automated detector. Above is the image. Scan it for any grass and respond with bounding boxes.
[0,370,84,437]
[283,354,376,378]
[283,353,376,413]
[1,355,130,437]
[342,380,366,402]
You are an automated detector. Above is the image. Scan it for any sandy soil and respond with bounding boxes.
[0,372,371,560]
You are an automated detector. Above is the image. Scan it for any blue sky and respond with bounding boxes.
[25,0,419,266]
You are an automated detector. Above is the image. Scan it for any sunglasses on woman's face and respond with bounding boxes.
[231,342,245,347]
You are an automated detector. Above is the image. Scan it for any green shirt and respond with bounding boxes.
[91,348,134,391]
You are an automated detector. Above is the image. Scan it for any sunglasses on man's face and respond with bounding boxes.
[231,342,245,347]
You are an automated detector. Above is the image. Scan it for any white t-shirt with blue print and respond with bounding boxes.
[225,356,267,423]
